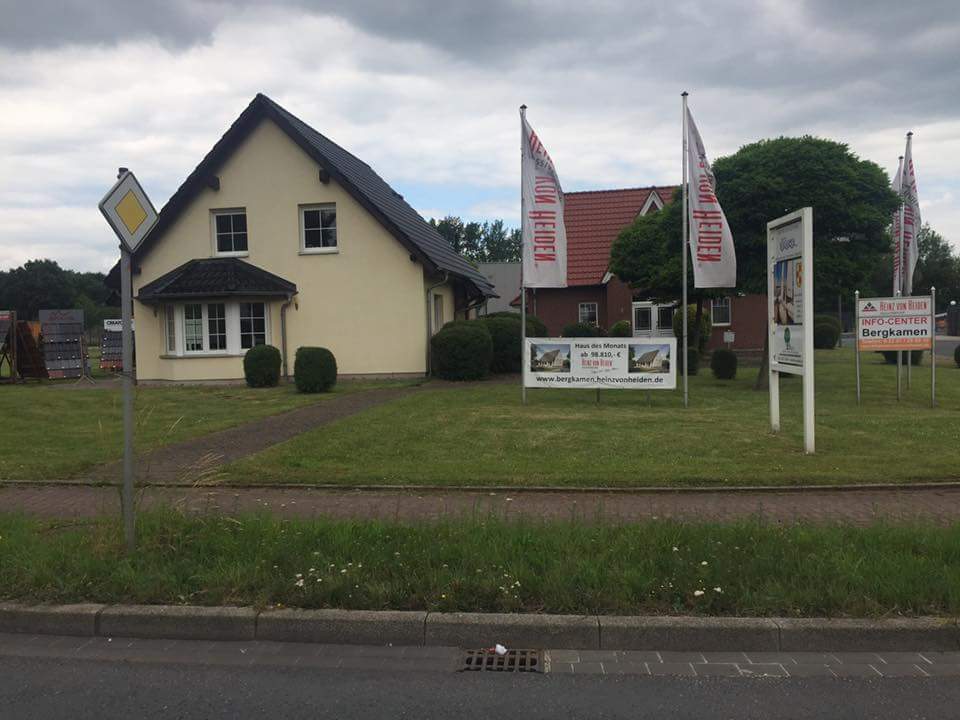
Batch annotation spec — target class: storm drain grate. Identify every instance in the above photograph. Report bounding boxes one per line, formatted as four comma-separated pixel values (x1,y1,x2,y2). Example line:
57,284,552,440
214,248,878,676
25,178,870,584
461,649,542,673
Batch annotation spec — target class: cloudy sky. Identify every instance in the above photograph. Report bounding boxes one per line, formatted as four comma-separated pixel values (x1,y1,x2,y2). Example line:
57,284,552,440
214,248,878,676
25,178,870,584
1,0,958,273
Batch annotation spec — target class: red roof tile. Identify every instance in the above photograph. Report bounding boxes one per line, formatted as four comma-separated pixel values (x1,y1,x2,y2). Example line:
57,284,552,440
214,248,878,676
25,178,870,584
564,186,677,286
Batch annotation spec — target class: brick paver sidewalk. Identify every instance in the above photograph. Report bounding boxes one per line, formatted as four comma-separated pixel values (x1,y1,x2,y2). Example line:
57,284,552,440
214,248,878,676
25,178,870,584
2,484,960,524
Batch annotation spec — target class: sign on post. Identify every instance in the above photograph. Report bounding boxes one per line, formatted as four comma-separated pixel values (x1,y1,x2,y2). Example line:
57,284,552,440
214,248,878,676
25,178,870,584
524,337,677,390
767,207,815,453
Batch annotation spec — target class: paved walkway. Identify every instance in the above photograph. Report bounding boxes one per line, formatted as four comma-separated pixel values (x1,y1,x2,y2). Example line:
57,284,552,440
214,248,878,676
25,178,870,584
82,385,418,485
3,484,960,524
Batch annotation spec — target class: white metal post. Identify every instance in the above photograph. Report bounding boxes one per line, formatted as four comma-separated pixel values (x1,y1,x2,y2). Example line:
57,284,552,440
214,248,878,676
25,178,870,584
681,91,689,409
120,246,135,551
895,288,902,401
801,207,815,454
931,286,937,407
854,290,861,405
520,105,527,406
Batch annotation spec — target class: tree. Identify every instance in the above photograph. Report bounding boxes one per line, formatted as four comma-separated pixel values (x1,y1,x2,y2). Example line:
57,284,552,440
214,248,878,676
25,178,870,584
0,259,114,329
913,224,960,307
429,216,520,263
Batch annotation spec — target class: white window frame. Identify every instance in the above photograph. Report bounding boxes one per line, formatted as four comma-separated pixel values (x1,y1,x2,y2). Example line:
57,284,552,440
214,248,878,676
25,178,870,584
299,203,338,255
211,208,249,257
163,301,268,357
164,304,176,354
578,302,598,325
710,297,732,327
239,301,269,350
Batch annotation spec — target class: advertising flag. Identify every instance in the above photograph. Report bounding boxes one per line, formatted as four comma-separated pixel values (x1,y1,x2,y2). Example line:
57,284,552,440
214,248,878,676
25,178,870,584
685,107,736,287
901,134,921,295
891,156,903,294
521,111,567,288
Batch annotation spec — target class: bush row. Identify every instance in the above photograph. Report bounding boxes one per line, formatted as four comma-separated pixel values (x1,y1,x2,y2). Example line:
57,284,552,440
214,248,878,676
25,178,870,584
243,344,338,393
430,313,550,381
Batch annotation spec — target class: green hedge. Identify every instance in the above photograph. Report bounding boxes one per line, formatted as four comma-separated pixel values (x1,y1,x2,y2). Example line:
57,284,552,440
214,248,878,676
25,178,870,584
672,305,713,352
678,347,700,375
710,348,737,380
294,347,337,393
880,350,924,365
481,316,523,373
483,311,548,337
431,322,493,380
814,314,843,335
243,344,281,388
562,322,603,338
813,322,840,349
608,320,632,337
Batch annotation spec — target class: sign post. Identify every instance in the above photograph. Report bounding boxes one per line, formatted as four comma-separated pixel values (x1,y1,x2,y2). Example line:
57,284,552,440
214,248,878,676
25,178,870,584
854,290,861,405
99,169,158,552
767,207,814,454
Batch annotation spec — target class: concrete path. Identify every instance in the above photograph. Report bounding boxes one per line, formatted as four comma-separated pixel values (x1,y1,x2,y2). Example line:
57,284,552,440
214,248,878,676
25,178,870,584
82,385,417,485
3,484,960,525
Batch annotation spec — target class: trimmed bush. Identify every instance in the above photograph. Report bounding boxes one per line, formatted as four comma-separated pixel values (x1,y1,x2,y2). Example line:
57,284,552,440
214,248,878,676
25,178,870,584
672,305,713,352
710,348,738,380
562,322,603,338
294,346,337,393
814,314,843,336
484,311,548,337
813,322,840,349
608,320,632,337
481,315,523,373
880,350,925,365
678,347,700,375
243,344,282,388
431,322,493,380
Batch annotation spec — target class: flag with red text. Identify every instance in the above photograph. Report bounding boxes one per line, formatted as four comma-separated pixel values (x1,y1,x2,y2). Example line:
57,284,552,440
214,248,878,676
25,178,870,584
891,156,903,294
901,135,921,295
686,107,736,288
521,112,567,287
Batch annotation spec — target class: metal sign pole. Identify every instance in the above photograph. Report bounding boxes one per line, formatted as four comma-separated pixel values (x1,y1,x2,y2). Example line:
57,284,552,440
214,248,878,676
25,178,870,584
120,247,136,552
681,91,689,409
801,208,815,454
854,290,861,405
519,104,528,407
931,286,936,408
895,289,902,401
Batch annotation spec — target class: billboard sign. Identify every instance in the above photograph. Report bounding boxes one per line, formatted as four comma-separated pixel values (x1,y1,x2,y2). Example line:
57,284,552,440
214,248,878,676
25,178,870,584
524,337,677,390
103,319,135,332
857,296,932,351
39,309,84,325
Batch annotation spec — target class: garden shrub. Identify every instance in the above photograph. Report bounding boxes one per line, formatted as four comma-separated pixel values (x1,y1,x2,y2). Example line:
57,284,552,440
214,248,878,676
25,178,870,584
672,305,713,352
814,314,842,336
243,344,281,388
608,320,632,337
483,311,548,337
813,322,840,349
880,350,925,365
710,348,738,380
431,322,493,380
678,347,700,375
294,346,337,393
562,322,603,338
481,315,523,373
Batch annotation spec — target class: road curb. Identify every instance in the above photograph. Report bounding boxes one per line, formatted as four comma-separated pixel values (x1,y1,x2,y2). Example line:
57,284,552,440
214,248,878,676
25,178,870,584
0,604,957,651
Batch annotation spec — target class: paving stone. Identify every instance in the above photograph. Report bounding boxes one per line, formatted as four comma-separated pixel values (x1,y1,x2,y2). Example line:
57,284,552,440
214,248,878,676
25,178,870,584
550,662,575,674
578,650,620,663
875,663,928,677
786,652,841,665
784,664,835,678
919,651,960,664
830,664,882,678
648,662,696,677
831,652,886,665
604,662,649,675
920,664,960,676
572,661,605,674
548,650,580,664
694,663,741,677
738,663,788,678
744,652,799,665
658,651,706,664
600,616,777,651
702,651,748,664
876,652,930,665
618,651,661,663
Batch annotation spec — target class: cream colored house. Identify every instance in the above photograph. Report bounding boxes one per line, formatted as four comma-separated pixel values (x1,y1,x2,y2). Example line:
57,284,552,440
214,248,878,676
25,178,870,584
112,94,494,382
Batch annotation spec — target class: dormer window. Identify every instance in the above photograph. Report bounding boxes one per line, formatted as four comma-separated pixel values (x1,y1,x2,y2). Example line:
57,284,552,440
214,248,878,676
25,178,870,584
300,204,337,254
213,209,248,255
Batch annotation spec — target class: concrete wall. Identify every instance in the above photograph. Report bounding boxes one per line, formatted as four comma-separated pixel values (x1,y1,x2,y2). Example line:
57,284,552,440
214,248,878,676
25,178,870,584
133,117,455,381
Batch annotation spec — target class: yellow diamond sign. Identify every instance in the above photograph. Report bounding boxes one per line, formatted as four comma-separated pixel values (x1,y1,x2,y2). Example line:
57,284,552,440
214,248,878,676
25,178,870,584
99,170,158,252
115,190,148,234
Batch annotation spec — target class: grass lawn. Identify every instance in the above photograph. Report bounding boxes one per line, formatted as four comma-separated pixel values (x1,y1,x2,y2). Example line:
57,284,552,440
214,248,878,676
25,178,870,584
226,348,960,487
2,511,958,617
0,379,412,482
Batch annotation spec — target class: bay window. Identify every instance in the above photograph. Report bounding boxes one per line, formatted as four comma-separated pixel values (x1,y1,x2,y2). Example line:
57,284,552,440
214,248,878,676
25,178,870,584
163,301,269,356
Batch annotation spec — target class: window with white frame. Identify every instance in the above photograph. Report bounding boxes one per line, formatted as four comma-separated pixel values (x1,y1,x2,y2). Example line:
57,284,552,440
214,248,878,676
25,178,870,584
165,305,176,353
213,210,248,254
207,303,227,350
240,302,267,349
710,297,732,326
579,302,598,325
300,204,337,252
433,294,444,334
657,305,675,330
184,303,204,352
182,303,230,354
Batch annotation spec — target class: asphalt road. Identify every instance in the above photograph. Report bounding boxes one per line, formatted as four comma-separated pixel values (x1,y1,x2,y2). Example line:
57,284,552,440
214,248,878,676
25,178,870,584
2,655,958,720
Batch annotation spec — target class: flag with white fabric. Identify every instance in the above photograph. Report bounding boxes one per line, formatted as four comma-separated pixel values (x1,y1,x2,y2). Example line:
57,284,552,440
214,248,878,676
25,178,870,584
901,133,921,295
521,110,567,288
685,107,736,287
891,156,903,294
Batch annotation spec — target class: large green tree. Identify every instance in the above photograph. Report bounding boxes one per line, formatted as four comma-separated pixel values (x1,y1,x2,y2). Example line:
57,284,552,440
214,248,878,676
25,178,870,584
0,259,113,326
429,216,520,263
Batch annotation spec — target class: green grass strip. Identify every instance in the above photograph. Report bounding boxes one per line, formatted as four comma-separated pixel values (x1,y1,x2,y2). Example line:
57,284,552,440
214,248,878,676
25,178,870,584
2,511,959,617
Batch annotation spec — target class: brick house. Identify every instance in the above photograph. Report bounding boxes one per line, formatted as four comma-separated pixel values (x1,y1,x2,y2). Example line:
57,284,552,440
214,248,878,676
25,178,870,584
514,186,766,351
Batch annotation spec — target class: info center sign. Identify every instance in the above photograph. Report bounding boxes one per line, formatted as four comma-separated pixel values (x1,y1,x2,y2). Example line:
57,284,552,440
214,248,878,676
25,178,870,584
857,296,932,351
524,337,677,390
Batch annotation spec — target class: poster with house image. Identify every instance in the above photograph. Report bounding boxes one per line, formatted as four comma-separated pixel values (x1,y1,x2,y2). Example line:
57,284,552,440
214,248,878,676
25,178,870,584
773,257,802,326
530,343,571,373
628,343,671,374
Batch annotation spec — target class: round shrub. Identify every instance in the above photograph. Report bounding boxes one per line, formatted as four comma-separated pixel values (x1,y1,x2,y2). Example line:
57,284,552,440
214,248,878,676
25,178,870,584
813,322,840,349
814,314,842,336
294,346,337,393
243,344,281,388
678,347,700,376
710,348,738,380
672,305,713,352
562,322,602,338
481,315,523,373
483,311,548,337
431,322,493,380
608,320,632,337
880,350,925,365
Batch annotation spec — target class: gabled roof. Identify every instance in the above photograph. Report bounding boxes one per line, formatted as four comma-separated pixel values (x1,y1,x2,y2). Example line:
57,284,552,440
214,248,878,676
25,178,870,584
128,93,494,298
565,186,677,286
137,257,296,302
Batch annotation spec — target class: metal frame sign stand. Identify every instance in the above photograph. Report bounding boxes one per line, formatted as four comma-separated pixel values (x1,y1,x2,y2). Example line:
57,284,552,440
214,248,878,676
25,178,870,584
854,290,936,407
767,207,815,454
98,169,158,552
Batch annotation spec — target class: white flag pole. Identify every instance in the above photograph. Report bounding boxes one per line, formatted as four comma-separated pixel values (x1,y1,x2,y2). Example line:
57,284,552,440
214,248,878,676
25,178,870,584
520,104,528,406
681,91,689,409
905,134,913,389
